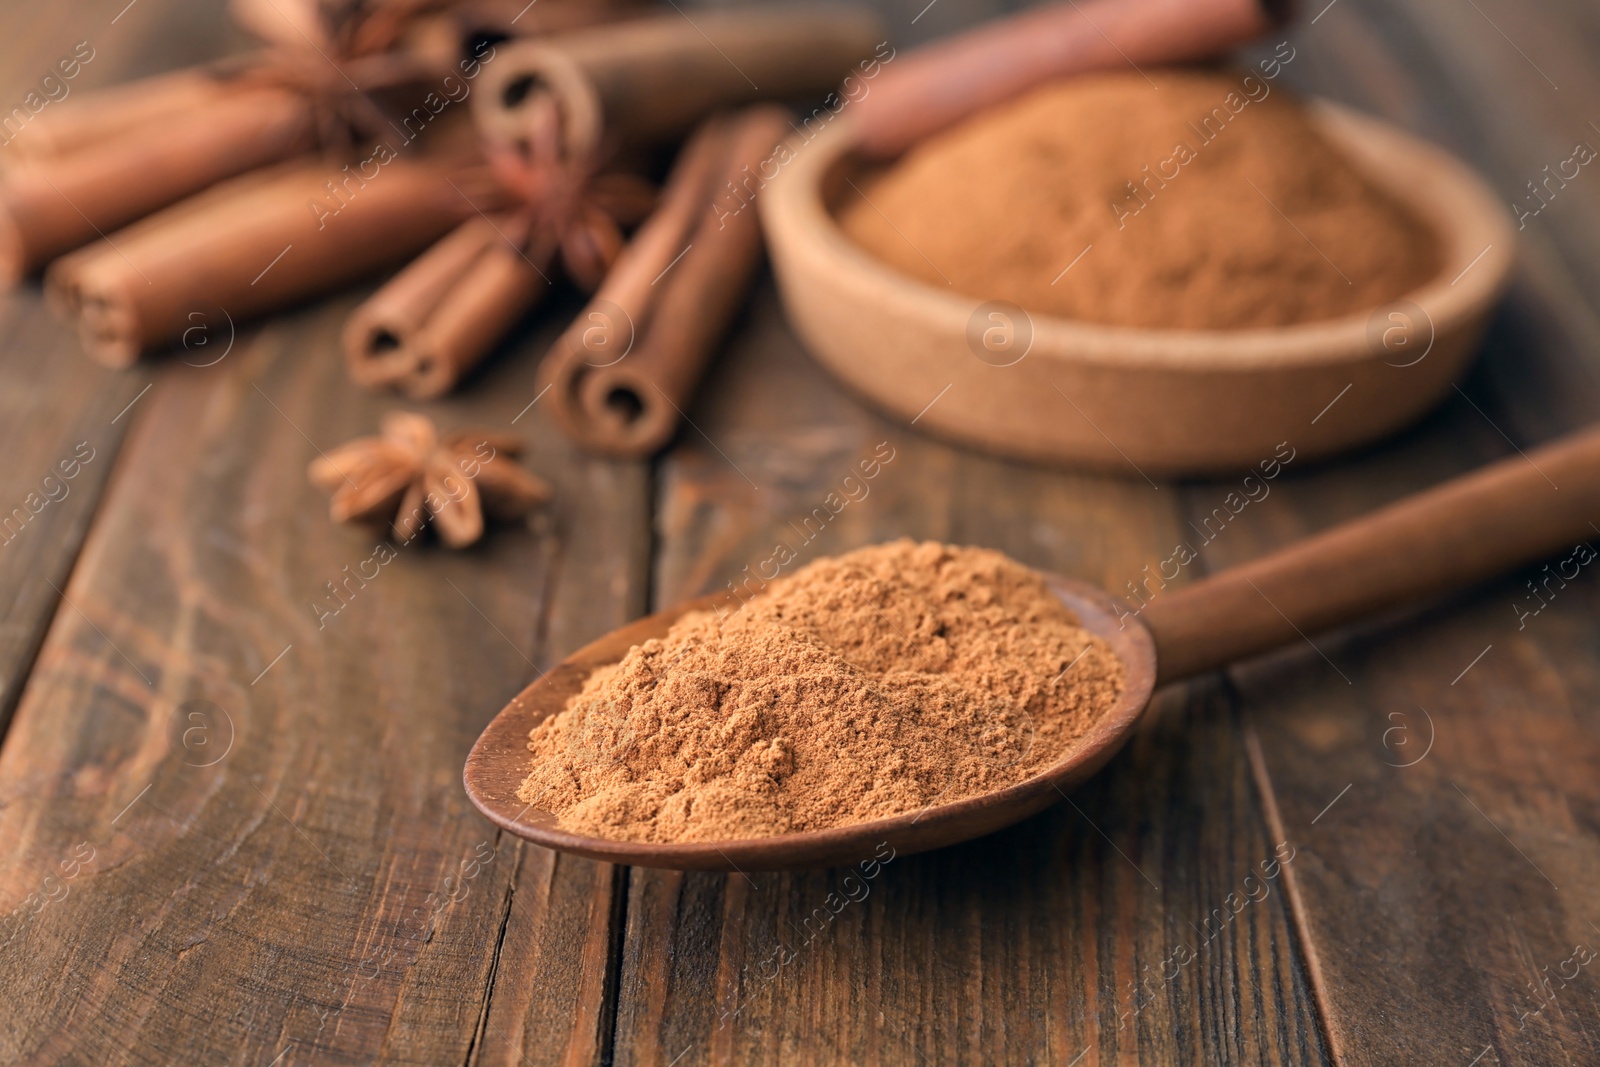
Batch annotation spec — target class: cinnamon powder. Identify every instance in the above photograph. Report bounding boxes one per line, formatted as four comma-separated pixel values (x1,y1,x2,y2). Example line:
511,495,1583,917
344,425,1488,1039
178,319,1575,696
518,540,1124,842
840,70,1440,329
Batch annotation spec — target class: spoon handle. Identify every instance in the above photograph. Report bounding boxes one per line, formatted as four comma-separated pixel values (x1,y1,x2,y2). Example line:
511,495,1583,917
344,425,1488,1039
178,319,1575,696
1141,424,1600,684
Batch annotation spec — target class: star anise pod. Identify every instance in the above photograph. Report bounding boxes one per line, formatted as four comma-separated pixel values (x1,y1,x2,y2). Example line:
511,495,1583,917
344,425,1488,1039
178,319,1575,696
309,412,551,548
488,95,659,291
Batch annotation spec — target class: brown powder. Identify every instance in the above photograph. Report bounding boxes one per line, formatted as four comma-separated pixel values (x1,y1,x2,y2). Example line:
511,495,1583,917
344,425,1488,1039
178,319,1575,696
840,69,1440,330
518,540,1124,842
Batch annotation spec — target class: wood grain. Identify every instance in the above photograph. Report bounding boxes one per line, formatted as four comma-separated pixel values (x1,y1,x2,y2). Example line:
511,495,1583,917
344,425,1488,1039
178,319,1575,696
1221,1,1600,1063
0,0,216,737
1,0,1598,1063
0,305,143,735
0,283,645,1065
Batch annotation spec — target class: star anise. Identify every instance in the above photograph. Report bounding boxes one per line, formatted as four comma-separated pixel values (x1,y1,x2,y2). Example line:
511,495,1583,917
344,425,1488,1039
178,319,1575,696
309,412,551,548
228,0,454,156
488,94,659,291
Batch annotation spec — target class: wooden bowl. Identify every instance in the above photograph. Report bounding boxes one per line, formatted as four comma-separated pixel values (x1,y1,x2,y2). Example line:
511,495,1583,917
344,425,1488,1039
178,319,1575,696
759,101,1515,475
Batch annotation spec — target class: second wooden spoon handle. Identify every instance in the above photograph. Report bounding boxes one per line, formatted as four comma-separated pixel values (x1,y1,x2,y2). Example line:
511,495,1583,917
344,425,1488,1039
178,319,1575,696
1142,425,1600,685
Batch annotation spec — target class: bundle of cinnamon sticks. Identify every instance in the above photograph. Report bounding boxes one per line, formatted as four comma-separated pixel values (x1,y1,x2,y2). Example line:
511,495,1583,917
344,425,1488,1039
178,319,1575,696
540,107,790,458
0,0,473,281
0,0,636,284
344,215,544,398
20,0,653,365
25,0,890,469
0,71,318,282
342,5,882,457
343,159,657,398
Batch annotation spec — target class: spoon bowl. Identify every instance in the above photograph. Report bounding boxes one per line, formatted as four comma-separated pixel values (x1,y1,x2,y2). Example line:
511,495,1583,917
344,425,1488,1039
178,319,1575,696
466,425,1600,869
464,575,1156,871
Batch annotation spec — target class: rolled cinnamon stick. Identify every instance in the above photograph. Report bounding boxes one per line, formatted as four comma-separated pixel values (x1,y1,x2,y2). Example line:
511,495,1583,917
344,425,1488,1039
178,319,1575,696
230,0,648,75
344,214,551,398
0,68,224,163
51,159,502,367
397,0,650,61
344,216,502,388
541,106,788,458
408,237,550,396
230,0,330,51
45,161,301,320
474,8,882,165
0,85,317,283
852,0,1286,159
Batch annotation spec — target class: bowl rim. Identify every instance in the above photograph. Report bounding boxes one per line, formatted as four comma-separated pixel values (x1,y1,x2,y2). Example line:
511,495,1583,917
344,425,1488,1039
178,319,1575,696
760,97,1516,372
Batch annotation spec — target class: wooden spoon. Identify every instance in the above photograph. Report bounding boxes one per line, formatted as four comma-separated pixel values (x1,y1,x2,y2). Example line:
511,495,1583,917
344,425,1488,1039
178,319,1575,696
466,426,1600,870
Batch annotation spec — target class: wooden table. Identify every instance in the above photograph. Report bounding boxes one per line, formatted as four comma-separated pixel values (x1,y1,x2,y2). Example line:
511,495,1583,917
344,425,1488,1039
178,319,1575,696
2,0,1597,1063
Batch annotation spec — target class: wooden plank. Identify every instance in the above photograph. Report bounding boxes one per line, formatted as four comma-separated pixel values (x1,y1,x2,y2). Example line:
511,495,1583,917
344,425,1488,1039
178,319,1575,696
470,854,628,1067
1276,0,1600,439
1215,418,1600,1067
472,412,652,1066
0,0,228,736
1222,2,1600,1064
0,284,648,1064
0,308,142,734
609,283,1328,1065
1,3,648,1058
3,1,1592,1064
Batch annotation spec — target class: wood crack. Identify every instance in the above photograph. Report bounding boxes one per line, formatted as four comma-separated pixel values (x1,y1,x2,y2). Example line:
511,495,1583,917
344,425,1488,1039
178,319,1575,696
598,863,631,1067
464,830,522,1067
1242,718,1343,1067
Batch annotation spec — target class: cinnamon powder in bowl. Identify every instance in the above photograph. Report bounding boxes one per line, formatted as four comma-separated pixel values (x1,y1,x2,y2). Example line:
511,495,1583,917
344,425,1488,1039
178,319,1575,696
759,65,1514,473
840,70,1439,330
517,541,1124,843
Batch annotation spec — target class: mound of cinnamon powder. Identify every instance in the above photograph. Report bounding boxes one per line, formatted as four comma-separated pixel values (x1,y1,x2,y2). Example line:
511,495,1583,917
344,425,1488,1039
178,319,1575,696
840,70,1439,329
518,541,1124,842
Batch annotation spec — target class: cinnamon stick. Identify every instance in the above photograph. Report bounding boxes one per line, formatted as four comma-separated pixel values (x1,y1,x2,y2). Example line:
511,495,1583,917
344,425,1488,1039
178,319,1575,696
44,162,296,321
343,87,656,401
396,0,650,61
344,214,551,398
541,106,788,458
0,86,316,283
474,8,882,165
50,159,503,367
852,0,1285,159
0,68,224,163
410,237,549,395
0,10,514,286
18,26,474,164
345,215,501,387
